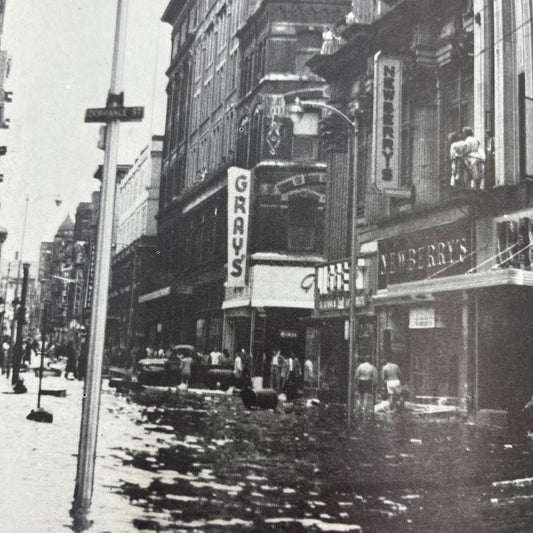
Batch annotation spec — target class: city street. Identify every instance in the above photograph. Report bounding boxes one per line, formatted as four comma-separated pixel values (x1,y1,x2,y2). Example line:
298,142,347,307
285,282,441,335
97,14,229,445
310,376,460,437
2,371,533,532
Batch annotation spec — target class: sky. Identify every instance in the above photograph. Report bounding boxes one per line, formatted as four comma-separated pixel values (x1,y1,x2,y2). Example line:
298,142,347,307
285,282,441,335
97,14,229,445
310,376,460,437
0,0,170,273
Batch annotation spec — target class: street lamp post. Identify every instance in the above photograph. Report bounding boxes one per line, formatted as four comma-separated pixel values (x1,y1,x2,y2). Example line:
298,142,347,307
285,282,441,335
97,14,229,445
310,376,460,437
287,97,360,427
9,193,62,384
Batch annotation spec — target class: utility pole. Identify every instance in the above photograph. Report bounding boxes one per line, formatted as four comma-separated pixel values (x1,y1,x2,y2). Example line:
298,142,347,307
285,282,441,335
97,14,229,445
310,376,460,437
11,262,29,384
73,0,134,515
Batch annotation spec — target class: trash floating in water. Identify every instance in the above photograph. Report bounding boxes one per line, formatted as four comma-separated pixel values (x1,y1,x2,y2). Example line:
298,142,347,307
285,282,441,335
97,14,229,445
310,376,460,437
264,517,362,531
492,477,533,489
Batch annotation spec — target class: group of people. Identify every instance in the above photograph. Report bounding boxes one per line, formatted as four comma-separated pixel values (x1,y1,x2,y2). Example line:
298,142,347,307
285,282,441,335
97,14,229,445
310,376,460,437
354,356,403,414
449,126,487,190
269,350,303,397
0,336,88,381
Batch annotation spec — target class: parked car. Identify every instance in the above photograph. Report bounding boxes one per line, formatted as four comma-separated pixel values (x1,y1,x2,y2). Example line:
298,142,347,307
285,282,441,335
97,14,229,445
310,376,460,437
137,345,198,386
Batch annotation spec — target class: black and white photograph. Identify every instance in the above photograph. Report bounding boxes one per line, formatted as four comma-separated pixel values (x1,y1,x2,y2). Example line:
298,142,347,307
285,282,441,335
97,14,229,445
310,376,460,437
1,0,533,531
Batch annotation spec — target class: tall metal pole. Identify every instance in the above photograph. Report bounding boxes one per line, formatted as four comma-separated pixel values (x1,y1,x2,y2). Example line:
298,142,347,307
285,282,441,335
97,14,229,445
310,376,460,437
37,304,47,409
347,122,359,428
0,261,10,345
73,0,129,513
9,196,29,369
12,262,29,384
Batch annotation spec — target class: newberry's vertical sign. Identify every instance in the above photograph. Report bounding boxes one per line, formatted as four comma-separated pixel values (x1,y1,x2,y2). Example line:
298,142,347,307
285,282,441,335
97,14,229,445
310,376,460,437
227,167,251,287
372,52,403,193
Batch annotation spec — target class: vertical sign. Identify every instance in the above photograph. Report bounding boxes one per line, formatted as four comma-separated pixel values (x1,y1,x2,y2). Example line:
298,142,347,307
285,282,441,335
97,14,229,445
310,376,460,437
372,52,403,192
227,167,251,287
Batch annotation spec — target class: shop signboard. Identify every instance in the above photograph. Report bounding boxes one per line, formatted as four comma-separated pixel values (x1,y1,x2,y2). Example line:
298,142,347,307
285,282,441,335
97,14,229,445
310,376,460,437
227,167,251,287
378,220,471,289
372,52,407,196
315,259,365,310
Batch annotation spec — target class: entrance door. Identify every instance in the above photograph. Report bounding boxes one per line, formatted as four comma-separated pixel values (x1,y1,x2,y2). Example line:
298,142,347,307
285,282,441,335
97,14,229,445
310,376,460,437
410,330,434,396
410,328,458,399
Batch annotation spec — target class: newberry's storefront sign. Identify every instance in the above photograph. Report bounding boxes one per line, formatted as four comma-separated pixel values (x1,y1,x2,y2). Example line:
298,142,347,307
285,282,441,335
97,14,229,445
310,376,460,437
378,221,471,289
227,167,251,287
372,52,403,192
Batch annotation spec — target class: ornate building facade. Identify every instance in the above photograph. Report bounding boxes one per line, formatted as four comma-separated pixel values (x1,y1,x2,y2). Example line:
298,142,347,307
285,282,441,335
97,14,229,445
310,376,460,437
308,0,533,419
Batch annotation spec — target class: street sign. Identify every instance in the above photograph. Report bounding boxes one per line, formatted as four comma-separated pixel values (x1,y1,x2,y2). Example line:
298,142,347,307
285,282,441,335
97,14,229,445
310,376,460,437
84,106,144,123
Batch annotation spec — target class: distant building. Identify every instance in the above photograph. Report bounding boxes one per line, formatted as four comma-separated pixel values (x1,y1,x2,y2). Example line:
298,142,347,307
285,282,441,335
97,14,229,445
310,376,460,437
107,137,162,350
145,0,347,359
49,215,75,340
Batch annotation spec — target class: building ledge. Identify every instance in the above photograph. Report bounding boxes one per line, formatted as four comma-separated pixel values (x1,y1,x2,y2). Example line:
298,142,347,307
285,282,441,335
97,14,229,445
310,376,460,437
250,252,323,265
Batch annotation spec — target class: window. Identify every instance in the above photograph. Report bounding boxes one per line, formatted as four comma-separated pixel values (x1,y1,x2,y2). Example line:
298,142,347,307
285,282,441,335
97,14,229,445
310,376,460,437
292,112,319,160
440,64,473,172
287,196,318,251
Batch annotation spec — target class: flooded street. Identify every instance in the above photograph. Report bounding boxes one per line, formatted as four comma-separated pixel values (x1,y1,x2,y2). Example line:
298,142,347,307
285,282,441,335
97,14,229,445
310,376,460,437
3,374,533,532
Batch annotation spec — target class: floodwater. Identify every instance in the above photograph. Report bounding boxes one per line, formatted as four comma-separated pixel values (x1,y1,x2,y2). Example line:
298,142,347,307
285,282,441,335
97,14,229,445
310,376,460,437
3,373,533,532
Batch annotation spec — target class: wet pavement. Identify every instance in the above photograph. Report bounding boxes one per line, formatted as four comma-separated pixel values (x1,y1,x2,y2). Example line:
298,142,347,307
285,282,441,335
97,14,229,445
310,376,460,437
3,372,533,532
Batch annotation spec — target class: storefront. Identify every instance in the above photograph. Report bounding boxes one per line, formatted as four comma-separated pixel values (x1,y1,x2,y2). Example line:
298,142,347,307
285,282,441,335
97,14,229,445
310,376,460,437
374,213,533,414
374,219,472,404
312,250,376,400
222,261,316,379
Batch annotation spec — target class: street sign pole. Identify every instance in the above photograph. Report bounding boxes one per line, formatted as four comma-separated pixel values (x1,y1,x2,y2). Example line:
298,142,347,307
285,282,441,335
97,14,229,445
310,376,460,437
73,0,130,515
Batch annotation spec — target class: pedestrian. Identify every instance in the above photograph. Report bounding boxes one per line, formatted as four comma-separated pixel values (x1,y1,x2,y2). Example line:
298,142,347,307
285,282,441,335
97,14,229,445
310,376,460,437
65,341,78,380
179,351,193,387
270,349,285,393
23,339,33,366
1,336,9,374
283,352,302,401
462,126,485,190
221,348,233,367
78,339,88,381
304,358,314,388
165,347,182,385
381,357,402,410
448,131,465,187
240,348,252,388
354,356,377,416
233,349,243,388
210,346,222,366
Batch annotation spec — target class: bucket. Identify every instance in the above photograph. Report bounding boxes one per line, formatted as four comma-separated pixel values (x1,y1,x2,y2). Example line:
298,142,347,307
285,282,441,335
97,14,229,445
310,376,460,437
241,388,278,410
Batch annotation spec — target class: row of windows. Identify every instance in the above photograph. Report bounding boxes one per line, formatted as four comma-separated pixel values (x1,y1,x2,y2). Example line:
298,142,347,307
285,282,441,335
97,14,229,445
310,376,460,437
117,205,148,251
116,164,150,217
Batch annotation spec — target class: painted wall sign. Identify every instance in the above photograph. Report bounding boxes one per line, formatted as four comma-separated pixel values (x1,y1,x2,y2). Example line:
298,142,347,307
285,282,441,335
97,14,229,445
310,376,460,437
378,220,471,289
372,52,403,192
315,260,366,310
227,167,251,287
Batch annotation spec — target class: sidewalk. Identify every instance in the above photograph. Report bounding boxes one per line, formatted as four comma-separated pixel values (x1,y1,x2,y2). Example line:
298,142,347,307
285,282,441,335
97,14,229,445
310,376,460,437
0,369,84,533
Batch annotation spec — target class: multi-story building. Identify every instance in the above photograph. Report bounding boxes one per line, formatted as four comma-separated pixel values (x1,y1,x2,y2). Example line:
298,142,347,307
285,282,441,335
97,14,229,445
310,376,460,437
49,215,75,340
308,0,533,419
147,0,348,359
107,137,162,350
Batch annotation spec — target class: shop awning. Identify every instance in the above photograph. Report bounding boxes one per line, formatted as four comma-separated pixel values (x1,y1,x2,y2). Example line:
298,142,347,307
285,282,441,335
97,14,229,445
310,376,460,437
374,268,533,305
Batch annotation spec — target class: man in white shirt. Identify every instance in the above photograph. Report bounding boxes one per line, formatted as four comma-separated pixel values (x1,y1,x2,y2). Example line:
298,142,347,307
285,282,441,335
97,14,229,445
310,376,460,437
209,347,222,365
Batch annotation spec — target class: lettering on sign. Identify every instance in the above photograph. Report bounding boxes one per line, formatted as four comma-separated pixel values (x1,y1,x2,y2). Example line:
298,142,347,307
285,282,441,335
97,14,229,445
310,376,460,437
378,221,471,289
227,167,251,287
372,53,402,191
84,106,144,123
